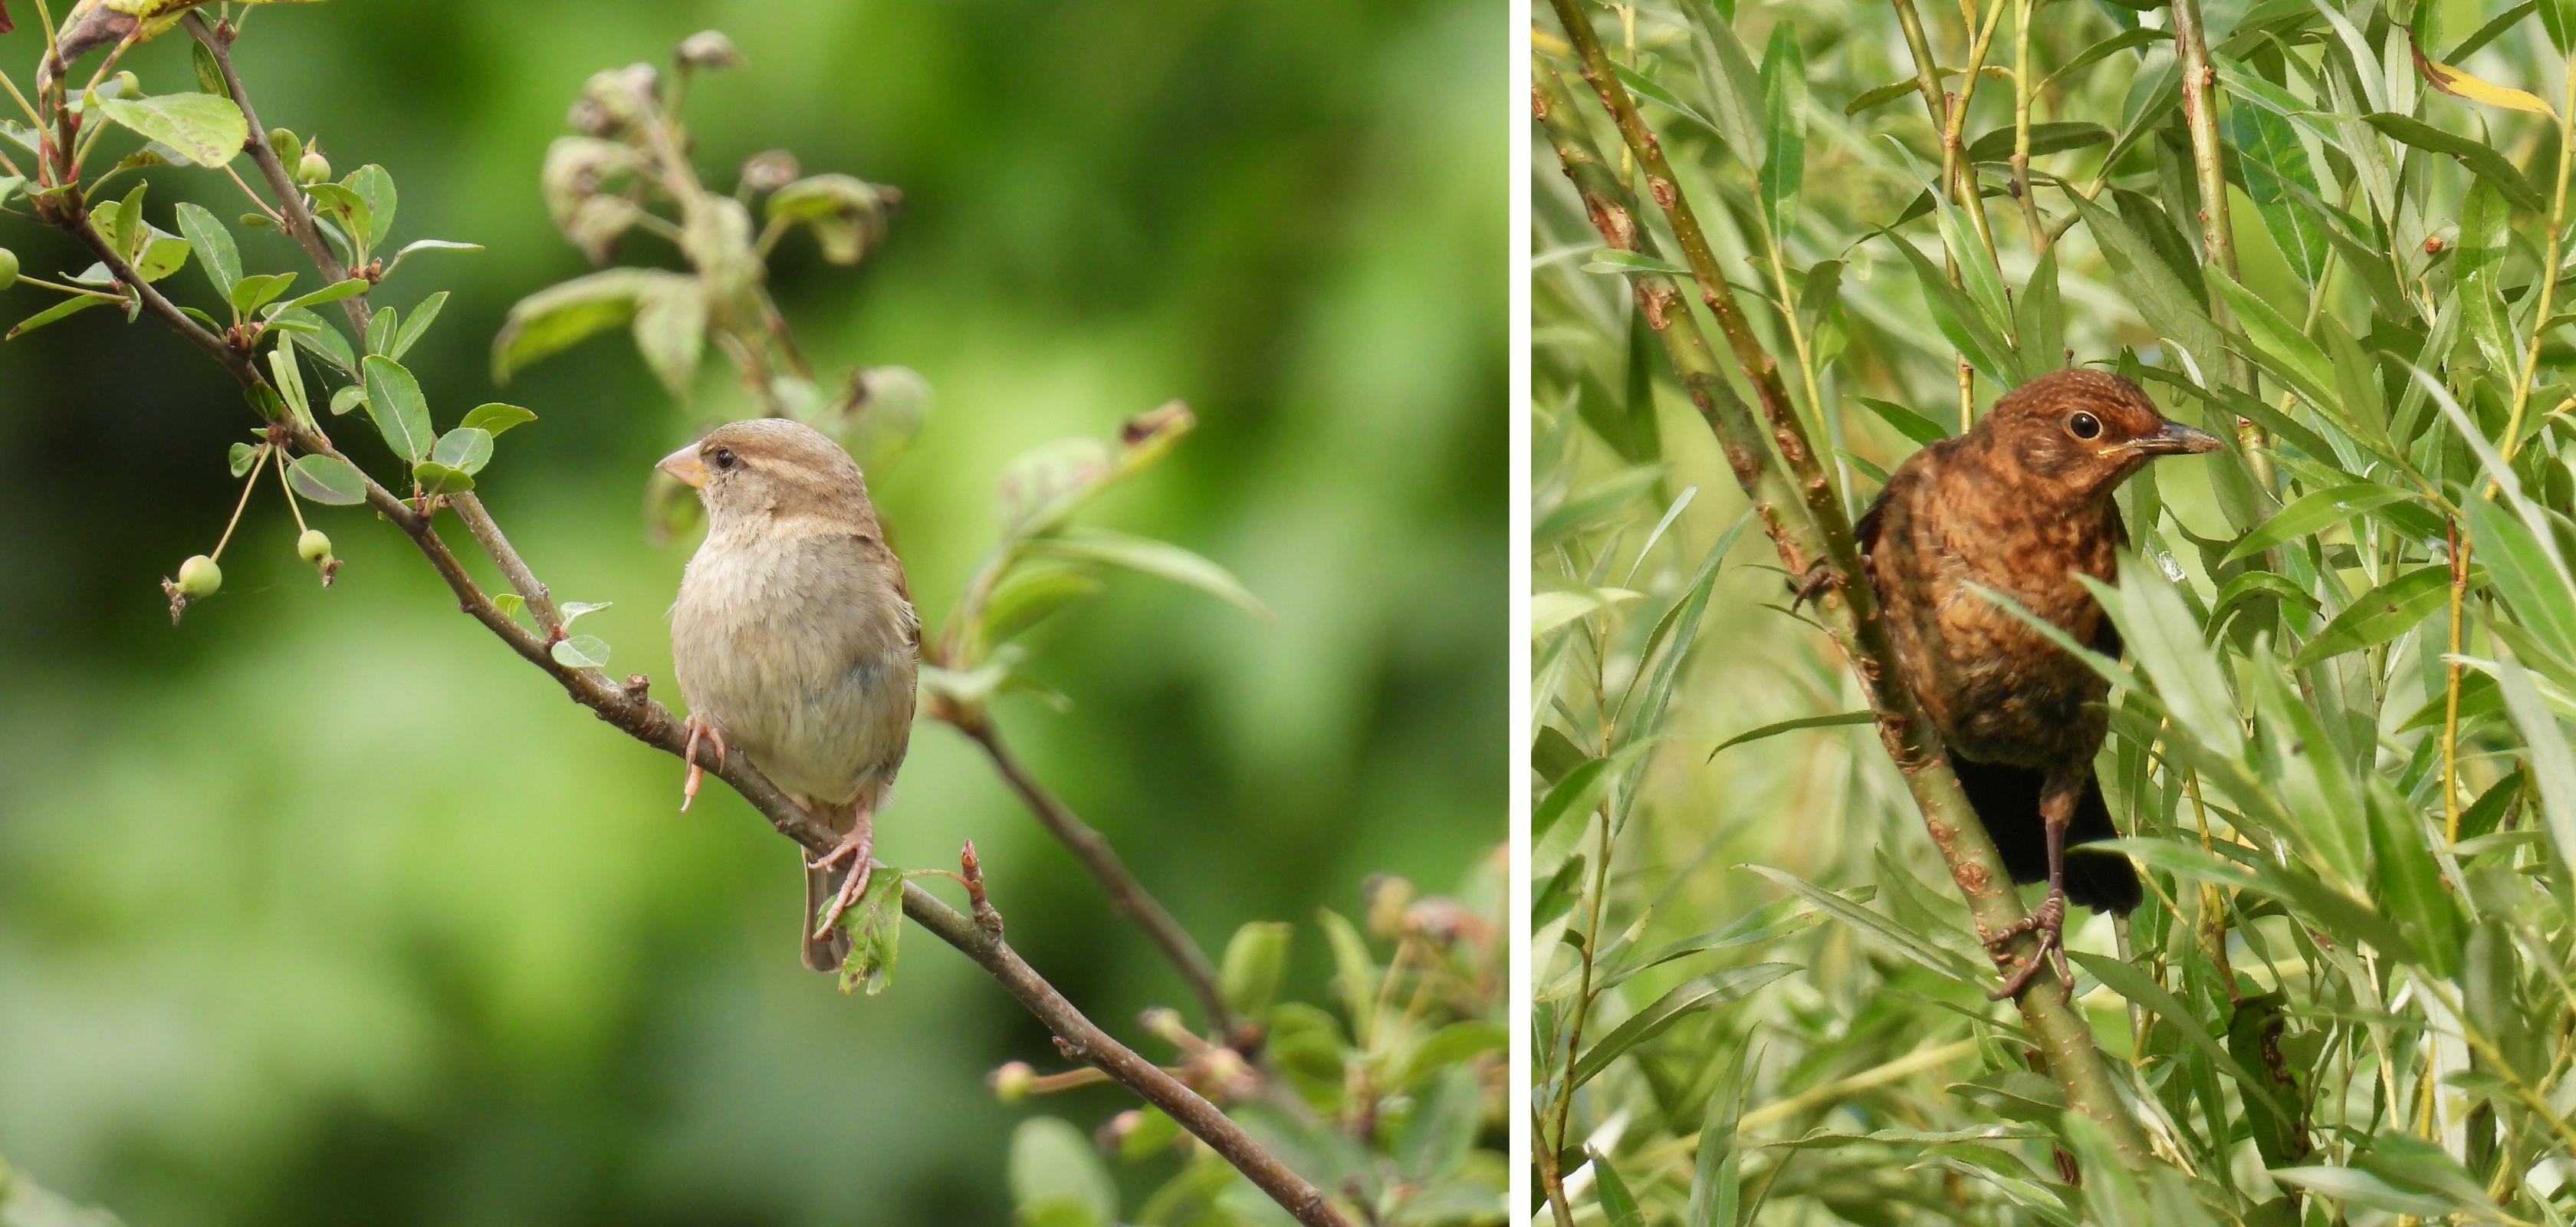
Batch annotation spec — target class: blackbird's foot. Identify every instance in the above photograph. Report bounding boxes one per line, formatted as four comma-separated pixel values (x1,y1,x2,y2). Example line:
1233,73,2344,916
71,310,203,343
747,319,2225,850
810,814,876,938
1985,891,2068,1000
1787,558,1838,613
679,716,728,812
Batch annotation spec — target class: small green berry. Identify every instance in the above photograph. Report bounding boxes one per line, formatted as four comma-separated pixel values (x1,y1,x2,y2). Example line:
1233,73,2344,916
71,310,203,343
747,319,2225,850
0,247,17,286
989,1061,1036,1104
297,529,333,564
176,554,222,597
296,150,331,186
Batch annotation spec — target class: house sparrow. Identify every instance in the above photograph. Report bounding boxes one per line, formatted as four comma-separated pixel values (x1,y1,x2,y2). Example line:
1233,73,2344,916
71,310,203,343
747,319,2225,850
1854,368,2220,995
660,419,919,972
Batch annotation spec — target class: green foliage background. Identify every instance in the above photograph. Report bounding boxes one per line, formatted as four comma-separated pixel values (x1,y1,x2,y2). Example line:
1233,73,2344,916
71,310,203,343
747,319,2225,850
0,1,1502,1222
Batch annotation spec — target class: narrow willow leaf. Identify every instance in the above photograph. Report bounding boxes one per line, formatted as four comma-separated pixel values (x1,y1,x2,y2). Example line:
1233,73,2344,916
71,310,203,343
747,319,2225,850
2366,781,2460,975
2466,494,2576,665
1682,0,1767,166
2016,247,2062,375
1757,26,1808,236
1706,710,1873,758
2068,192,2223,380
2221,92,2328,285
1881,229,2021,386
1584,248,1694,277
2108,558,2239,752
2363,113,2547,212
1962,121,2111,163
1567,964,1796,1090
1746,865,1986,985
2223,484,2418,562
2414,43,2558,117
2070,952,2300,1127
1615,64,1719,137
2044,28,2172,94
2210,271,2333,410
1590,1150,1646,1227
2492,650,2576,873
2288,566,2453,669
1858,396,1950,444
1534,740,1655,840
360,354,435,462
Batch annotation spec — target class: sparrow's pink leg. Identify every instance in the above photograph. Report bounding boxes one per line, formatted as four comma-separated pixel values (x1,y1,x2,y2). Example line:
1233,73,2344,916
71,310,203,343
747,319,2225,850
810,799,876,937
679,715,727,811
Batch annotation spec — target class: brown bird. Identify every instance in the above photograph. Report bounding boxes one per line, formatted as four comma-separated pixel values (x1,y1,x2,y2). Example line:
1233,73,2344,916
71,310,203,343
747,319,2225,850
1852,368,2220,996
661,419,920,972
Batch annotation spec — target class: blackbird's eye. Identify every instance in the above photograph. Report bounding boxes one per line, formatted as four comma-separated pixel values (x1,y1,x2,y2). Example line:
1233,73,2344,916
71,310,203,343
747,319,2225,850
711,447,738,471
2068,411,2102,441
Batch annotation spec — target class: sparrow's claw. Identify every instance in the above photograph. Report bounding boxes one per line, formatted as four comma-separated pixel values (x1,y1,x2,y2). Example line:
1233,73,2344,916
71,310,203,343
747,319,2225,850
810,816,876,939
679,716,728,811
1985,891,2067,1000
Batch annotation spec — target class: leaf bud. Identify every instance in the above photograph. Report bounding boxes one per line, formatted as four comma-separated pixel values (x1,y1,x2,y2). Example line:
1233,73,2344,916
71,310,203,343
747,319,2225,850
0,246,17,285
110,71,138,99
176,554,222,597
297,528,333,564
296,150,331,186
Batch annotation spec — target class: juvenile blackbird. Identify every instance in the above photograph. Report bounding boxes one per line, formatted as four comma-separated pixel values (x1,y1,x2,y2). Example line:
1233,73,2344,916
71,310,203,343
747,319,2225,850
1852,368,2220,995
662,419,921,972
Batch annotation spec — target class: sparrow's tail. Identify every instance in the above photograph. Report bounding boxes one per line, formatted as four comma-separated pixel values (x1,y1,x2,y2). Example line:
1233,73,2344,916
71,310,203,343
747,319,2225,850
1947,753,2142,914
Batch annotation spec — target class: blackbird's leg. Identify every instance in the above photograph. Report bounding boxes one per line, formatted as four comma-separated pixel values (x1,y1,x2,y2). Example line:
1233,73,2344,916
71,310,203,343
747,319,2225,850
1987,773,2079,999
810,796,878,938
1787,557,1839,613
678,715,728,811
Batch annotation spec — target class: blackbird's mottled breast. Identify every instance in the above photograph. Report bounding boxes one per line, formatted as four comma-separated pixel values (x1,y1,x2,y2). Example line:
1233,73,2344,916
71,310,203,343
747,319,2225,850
1863,435,2124,770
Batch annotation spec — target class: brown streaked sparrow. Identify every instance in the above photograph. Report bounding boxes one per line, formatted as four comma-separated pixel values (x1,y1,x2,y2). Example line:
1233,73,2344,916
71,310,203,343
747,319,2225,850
659,419,919,972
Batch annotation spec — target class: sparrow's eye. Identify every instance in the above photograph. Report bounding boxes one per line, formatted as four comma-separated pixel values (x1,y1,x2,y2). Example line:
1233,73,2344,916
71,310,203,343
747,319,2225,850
711,447,738,470
2068,411,2102,441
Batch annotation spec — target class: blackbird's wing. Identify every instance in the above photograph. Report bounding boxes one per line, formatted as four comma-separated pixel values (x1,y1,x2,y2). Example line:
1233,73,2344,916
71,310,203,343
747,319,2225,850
2092,506,2126,659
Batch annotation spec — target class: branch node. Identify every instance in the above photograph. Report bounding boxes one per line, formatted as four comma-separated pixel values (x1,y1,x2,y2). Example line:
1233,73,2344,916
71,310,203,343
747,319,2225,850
961,839,1005,936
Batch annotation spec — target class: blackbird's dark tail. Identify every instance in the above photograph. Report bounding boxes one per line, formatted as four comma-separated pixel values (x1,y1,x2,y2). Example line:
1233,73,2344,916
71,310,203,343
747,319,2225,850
1947,753,2143,914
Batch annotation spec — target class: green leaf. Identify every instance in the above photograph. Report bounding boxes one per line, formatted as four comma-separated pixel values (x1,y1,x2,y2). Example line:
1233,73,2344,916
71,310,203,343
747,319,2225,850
1614,64,1718,137
267,340,313,430
2042,28,2171,93
411,460,475,495
2223,483,2419,563
265,277,369,317
429,426,492,476
1395,1065,1483,1183
328,384,366,416
2287,566,2453,669
2366,781,2459,974
226,441,261,477
1534,740,1654,840
458,403,537,436
2363,112,2548,212
274,307,356,375
1962,120,2111,163
1757,25,1806,236
345,164,396,248
2108,558,2239,751
490,268,671,383
2016,246,2063,375
2491,650,2576,876
286,453,369,505
832,864,905,995
631,273,708,396
1881,228,2021,387
360,355,435,462
978,564,1102,648
1317,906,1378,1043
549,634,609,669
228,271,296,317
304,183,374,259
1007,1118,1116,1227
365,305,396,357
383,238,483,277
1023,528,1268,620
557,601,610,627
2070,951,2300,1128
1746,864,1987,985
1590,1150,1647,1227
1706,710,1873,758
1217,921,1293,1018
1566,964,1796,1090
6,292,113,339
2069,191,2224,380
172,201,238,298
389,291,446,360
94,91,245,167
2220,74,2328,285
2456,180,2519,373
1857,395,1950,444
2467,493,2576,666
1683,1044,1751,1227
1582,247,1694,277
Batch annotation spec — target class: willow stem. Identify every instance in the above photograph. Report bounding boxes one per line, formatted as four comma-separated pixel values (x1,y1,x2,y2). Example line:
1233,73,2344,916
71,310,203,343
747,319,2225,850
2504,47,2576,462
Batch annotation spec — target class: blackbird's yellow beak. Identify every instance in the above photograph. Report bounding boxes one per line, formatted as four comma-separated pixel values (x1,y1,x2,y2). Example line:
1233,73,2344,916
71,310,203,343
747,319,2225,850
657,442,708,488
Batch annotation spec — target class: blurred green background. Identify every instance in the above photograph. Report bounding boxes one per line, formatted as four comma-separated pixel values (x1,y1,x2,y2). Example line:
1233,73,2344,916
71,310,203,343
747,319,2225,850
0,0,1502,1222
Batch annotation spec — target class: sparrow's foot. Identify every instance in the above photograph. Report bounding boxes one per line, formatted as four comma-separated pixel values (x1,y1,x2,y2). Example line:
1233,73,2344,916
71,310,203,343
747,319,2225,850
810,817,876,938
679,715,728,812
1984,891,2068,1000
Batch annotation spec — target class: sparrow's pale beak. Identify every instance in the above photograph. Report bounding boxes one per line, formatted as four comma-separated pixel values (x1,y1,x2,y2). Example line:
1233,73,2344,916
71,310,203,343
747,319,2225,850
657,442,708,488
2130,419,2226,456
